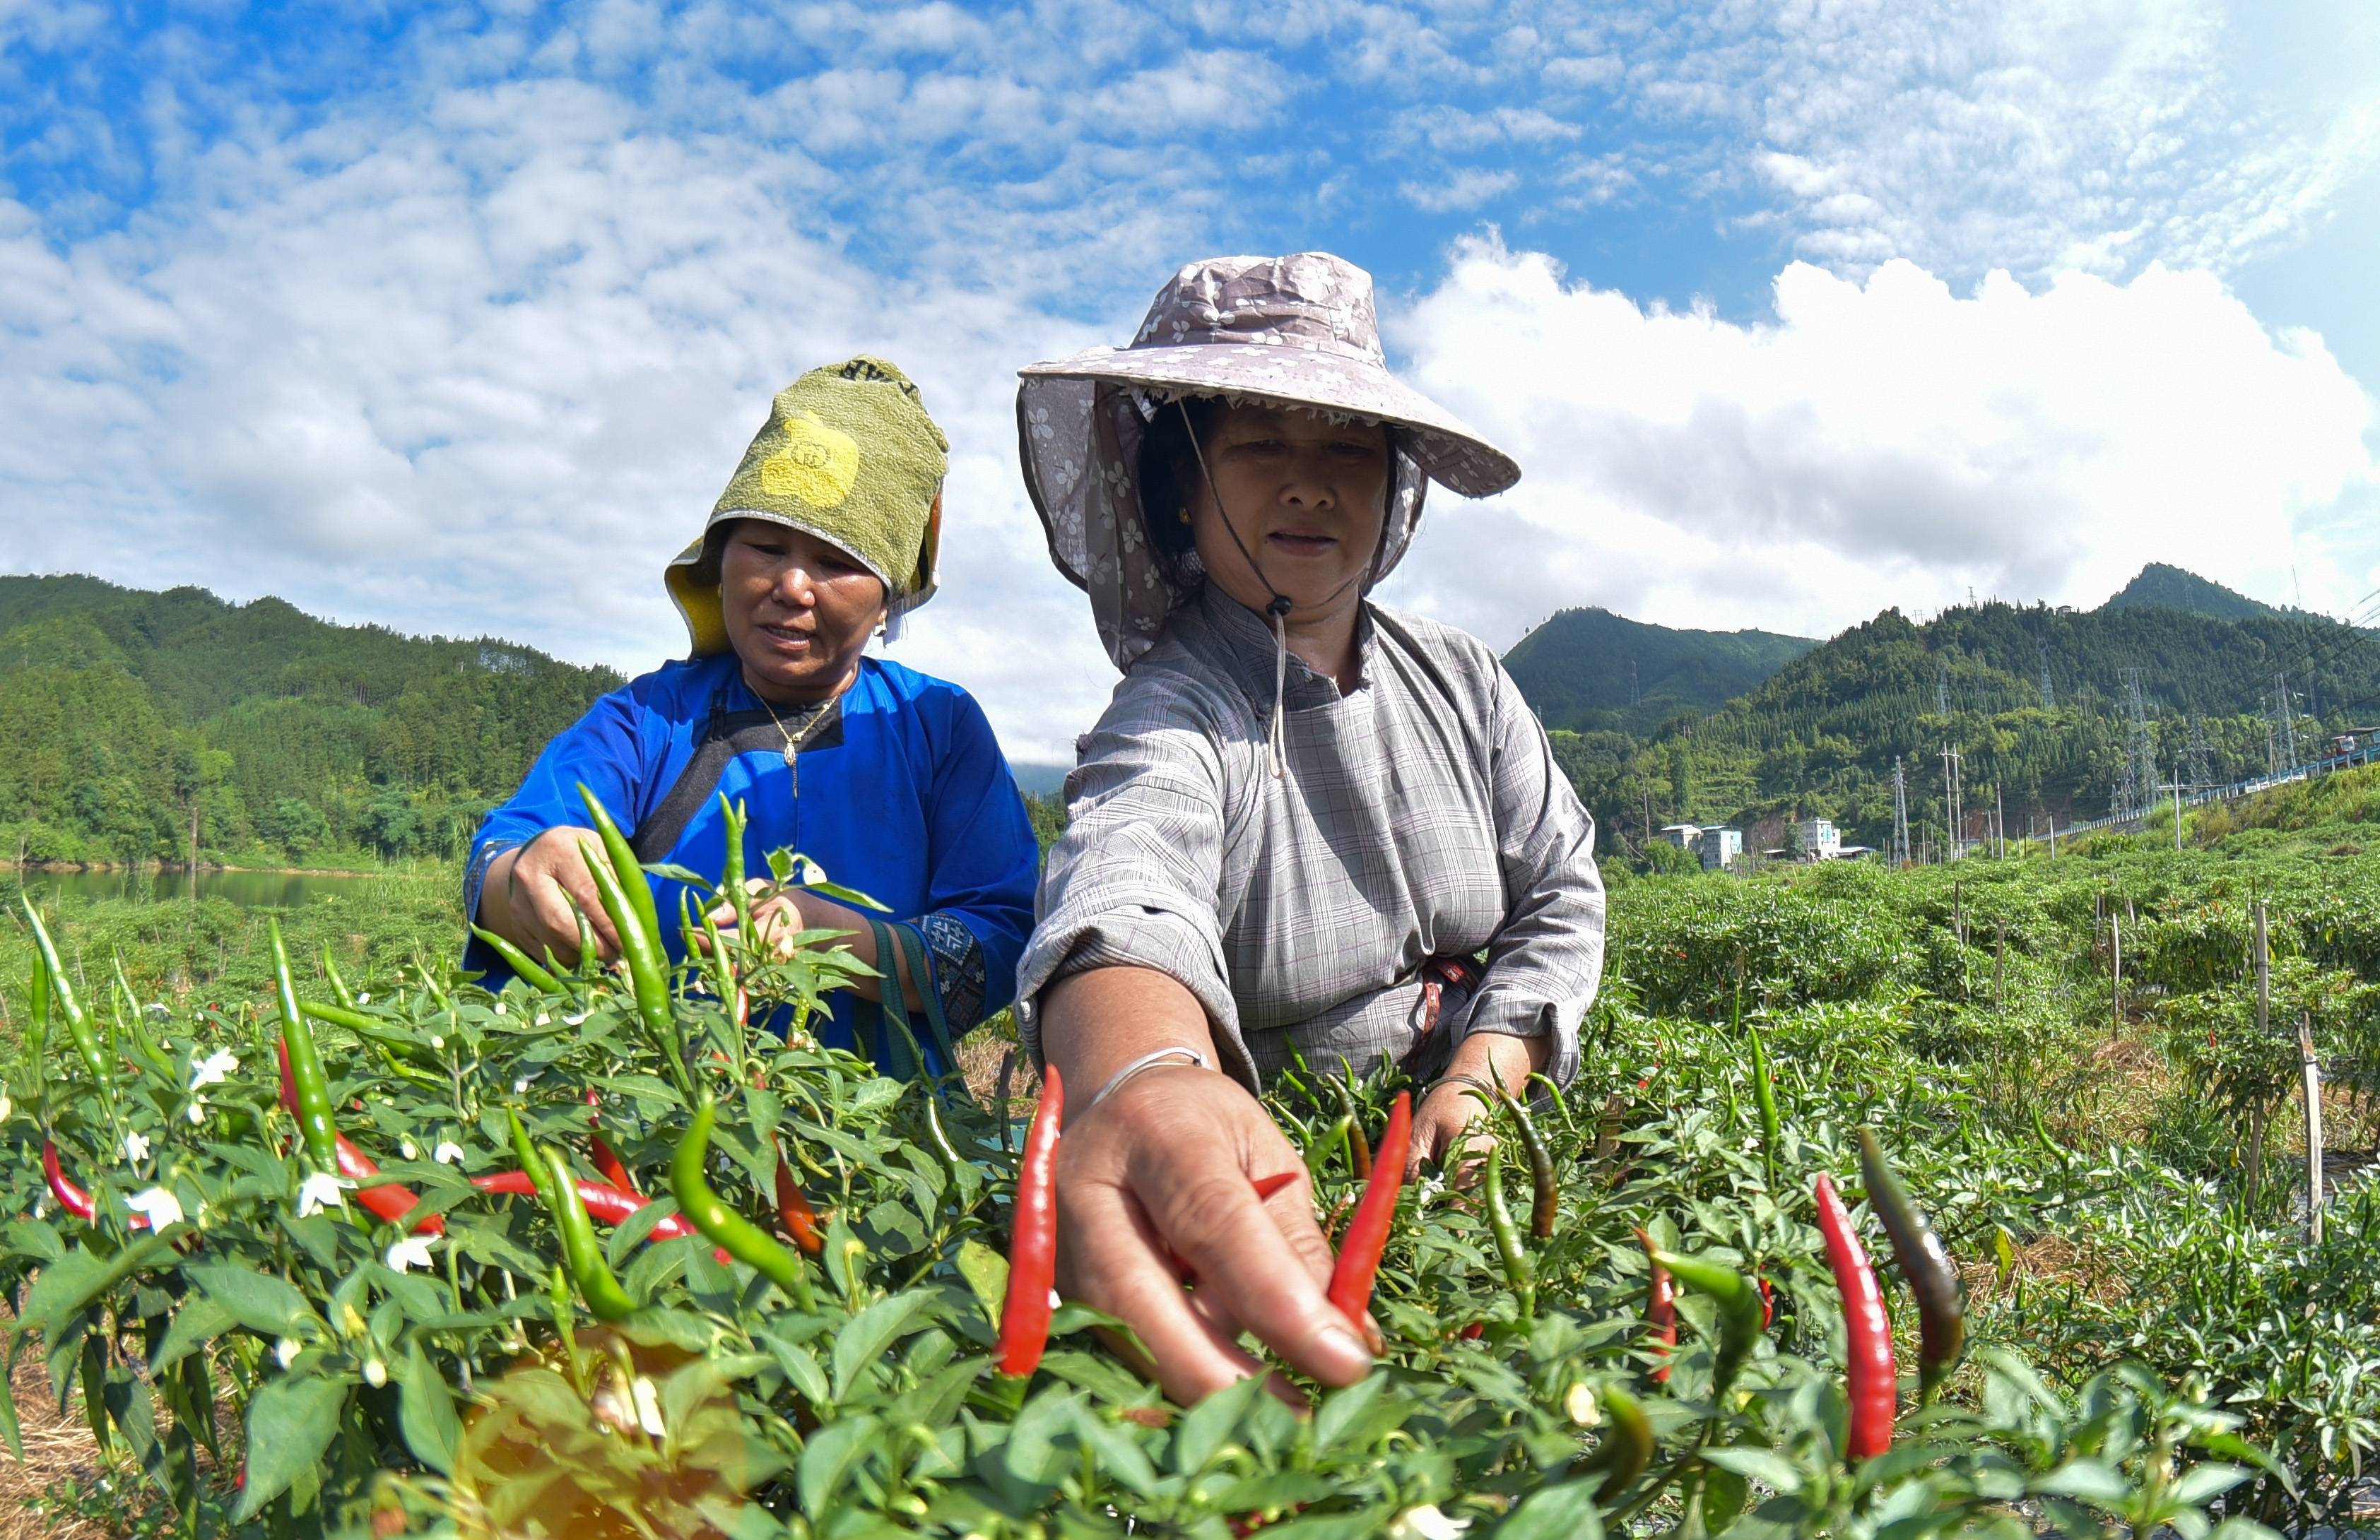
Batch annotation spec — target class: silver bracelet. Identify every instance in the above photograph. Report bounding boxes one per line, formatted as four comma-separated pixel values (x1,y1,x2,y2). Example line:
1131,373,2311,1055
1088,1046,1212,1110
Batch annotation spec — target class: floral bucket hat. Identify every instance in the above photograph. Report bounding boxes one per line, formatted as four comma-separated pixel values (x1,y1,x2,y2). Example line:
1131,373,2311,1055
1015,252,1521,670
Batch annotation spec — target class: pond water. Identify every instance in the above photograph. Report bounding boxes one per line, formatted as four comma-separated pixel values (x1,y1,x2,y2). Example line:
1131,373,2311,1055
5,867,424,910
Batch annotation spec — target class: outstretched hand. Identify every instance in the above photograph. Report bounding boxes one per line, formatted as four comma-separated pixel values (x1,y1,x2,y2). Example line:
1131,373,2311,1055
1053,1062,1374,1405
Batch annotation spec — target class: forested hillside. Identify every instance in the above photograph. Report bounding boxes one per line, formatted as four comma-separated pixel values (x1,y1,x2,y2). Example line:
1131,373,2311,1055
2102,562,2280,621
1503,605,1813,734
0,575,621,865
1540,572,2380,858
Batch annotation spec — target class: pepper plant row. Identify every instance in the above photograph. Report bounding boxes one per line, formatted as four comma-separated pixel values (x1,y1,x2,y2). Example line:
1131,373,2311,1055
0,795,2292,1539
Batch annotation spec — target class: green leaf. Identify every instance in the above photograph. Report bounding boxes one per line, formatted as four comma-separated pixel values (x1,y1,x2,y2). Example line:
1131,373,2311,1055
1703,1446,1806,1495
2031,1459,2132,1505
830,1289,941,1402
1172,1372,1266,1474
147,1297,239,1376
1002,1386,1081,1488
396,1341,462,1476
955,1240,1008,1321
797,1412,881,1520
233,1373,350,1522
2169,1463,2251,1507
1495,1478,1606,1540
189,1263,319,1339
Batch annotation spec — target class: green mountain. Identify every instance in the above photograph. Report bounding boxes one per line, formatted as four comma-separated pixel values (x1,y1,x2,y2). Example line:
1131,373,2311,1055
2100,563,2280,622
1504,607,1816,735
1546,576,2380,859
0,574,622,865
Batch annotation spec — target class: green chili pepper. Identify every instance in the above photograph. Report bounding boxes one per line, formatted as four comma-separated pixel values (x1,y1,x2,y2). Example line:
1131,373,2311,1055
1857,1128,1964,1402
1496,1087,1558,1241
1643,1243,1763,1397
510,1111,638,1322
1483,1142,1536,1320
1748,1026,1781,1192
1307,1114,1353,1177
577,837,685,1089
671,1099,818,1313
319,944,357,1009
577,783,664,960
23,901,106,1084
567,894,601,981
270,919,341,1174
25,949,50,1068
715,793,755,943
469,925,566,997
1581,1382,1654,1499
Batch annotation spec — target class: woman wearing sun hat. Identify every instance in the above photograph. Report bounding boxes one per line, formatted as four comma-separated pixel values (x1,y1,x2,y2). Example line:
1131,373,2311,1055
1014,254,1606,1401
466,356,1039,1072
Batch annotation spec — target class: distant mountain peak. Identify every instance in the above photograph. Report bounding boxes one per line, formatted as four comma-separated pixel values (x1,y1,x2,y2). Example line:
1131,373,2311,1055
2099,564,2278,622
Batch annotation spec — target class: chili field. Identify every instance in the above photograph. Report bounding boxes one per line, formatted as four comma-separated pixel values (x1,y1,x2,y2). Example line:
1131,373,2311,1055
4,805,2380,1538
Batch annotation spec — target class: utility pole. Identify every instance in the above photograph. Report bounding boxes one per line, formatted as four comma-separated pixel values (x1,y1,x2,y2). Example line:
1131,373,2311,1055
1891,757,1911,867
2276,671,2299,769
1995,783,2006,860
2164,769,2184,851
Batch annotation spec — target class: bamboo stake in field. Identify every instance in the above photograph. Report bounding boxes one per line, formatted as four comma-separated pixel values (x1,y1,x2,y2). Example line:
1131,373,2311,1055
2299,1010,2324,1246
2246,901,2270,1205
2109,909,2122,1036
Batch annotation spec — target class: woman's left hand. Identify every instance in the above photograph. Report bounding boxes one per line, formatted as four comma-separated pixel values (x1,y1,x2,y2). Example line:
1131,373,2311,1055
1408,1032,1553,1177
702,882,857,959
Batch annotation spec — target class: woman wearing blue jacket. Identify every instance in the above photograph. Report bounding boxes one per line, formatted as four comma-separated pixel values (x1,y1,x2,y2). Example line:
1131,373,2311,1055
465,357,1039,1072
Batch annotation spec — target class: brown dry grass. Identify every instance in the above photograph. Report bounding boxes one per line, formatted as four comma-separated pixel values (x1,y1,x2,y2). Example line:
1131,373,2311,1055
4,1336,121,1540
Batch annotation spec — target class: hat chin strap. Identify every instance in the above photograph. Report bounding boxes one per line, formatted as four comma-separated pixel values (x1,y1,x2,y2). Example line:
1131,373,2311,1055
1178,401,1372,781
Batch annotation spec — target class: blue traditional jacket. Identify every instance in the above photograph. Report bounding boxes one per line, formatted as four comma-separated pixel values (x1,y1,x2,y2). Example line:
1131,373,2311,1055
463,651,1039,1072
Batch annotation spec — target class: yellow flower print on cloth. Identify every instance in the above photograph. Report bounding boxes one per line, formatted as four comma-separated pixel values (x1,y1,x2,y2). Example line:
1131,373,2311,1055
758,411,862,509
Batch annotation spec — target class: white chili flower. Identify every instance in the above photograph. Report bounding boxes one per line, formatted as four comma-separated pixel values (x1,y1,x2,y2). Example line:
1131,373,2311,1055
298,1173,349,1216
1,1092,14,1120
493,1000,506,1016
363,1358,388,1388
400,1137,418,1161
512,1076,531,1094
189,1048,239,1090
631,1376,665,1437
276,1337,302,1370
125,1186,185,1229
187,1098,207,1125
432,1142,466,1165
429,1035,444,1050
386,1236,438,1274
1389,1506,1469,1540
1565,1383,1601,1428
121,1131,151,1165
563,1012,587,1027
357,993,371,1005
534,1012,550,1027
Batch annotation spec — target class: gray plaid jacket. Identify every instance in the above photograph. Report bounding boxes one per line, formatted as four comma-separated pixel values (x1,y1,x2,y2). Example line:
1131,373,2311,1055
1016,585,1604,1089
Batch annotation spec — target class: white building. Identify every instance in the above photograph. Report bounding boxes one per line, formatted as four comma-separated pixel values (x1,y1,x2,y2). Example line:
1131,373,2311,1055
1658,823,1702,851
1698,827,1743,871
1794,817,1841,859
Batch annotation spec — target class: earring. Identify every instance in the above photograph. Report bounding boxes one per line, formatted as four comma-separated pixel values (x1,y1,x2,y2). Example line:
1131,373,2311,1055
1177,507,1191,526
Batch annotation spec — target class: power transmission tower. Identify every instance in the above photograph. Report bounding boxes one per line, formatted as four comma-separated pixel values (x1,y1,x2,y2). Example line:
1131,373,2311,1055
2275,671,2299,768
1936,658,1951,717
2117,668,2153,819
2036,639,2056,710
1940,745,1964,860
1891,757,1911,867
2181,715,2214,791
1629,658,1639,706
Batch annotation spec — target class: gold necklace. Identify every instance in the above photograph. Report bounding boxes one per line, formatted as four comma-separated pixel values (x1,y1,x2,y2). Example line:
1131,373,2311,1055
756,693,835,793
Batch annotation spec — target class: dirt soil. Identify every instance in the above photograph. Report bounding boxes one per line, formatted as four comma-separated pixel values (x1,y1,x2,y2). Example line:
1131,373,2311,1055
4,1341,117,1540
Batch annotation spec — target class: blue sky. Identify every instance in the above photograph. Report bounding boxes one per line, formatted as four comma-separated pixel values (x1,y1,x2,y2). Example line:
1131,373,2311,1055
4,0,2377,759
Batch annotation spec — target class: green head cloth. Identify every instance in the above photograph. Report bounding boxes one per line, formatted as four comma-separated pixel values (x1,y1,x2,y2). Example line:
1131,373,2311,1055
667,355,950,654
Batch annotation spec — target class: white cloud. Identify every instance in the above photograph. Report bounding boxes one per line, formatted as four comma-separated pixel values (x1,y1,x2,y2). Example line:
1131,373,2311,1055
1381,237,2380,646
1401,167,1519,212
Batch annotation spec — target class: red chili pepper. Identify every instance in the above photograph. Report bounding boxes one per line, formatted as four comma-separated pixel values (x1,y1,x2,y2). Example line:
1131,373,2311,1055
774,1137,825,1256
585,1090,634,1191
1814,1172,1897,1461
1639,1228,1677,1382
1325,1089,1410,1336
43,1141,100,1223
1459,1320,1485,1341
1758,1277,1776,1331
279,1043,444,1235
996,1063,1064,1378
